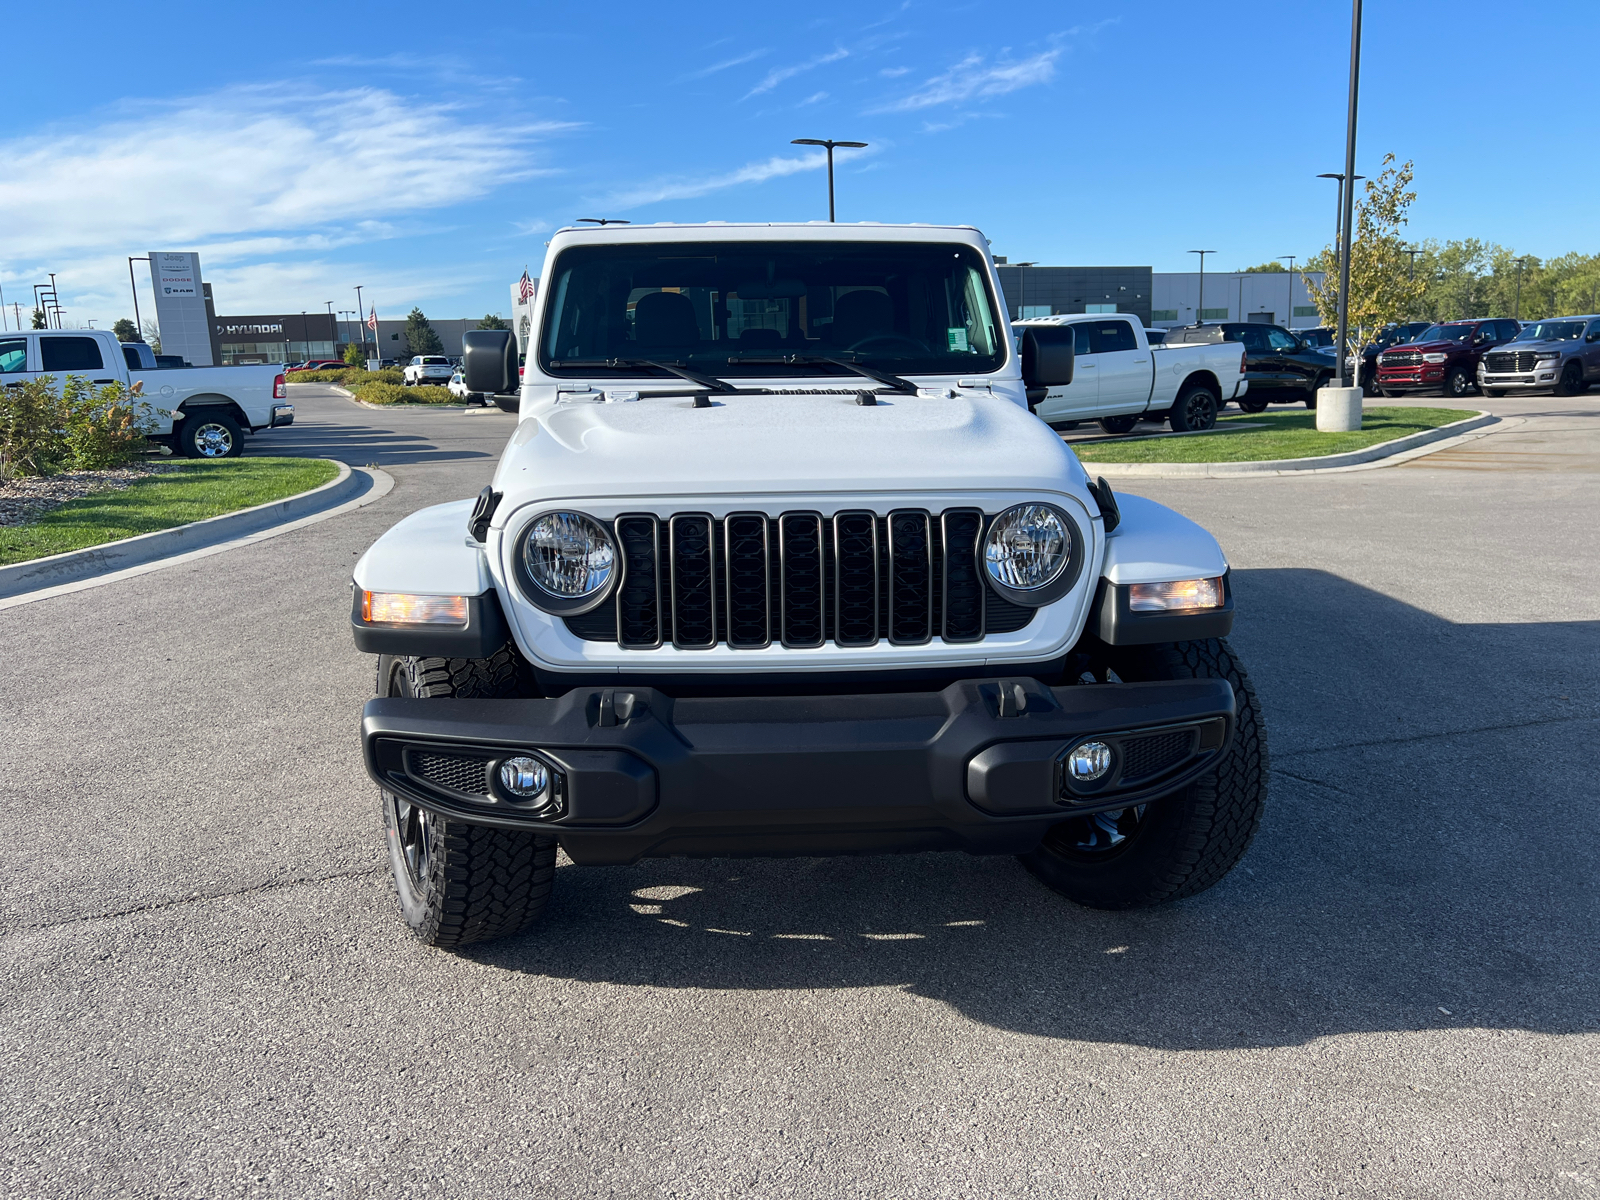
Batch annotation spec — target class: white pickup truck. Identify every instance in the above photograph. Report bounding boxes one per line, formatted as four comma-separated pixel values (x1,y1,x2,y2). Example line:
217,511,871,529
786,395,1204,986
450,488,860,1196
1015,313,1248,436
0,328,291,458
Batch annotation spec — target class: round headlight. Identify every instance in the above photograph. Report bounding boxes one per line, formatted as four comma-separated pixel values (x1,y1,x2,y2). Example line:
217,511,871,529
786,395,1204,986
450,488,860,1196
984,504,1073,595
520,512,615,608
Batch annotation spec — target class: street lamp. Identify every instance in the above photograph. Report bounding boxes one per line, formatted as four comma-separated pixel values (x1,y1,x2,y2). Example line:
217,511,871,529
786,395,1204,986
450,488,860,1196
790,138,868,222
1279,255,1297,327
1189,250,1215,324
1317,172,1365,267
355,286,366,361
1331,0,1364,389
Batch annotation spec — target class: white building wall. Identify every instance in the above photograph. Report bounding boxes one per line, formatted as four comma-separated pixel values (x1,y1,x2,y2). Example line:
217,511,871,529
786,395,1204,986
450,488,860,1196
1150,271,1327,329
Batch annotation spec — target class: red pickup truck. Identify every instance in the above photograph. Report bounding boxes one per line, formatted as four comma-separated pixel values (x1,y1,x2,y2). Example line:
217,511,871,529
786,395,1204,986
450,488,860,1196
1375,318,1519,398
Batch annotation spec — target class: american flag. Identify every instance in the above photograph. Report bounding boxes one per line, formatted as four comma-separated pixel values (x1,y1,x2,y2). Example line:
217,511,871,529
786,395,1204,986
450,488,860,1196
367,306,378,331
518,270,535,302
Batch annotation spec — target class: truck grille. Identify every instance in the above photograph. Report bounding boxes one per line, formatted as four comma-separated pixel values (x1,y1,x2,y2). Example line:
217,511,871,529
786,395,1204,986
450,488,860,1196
1382,351,1422,366
567,510,1036,649
1484,351,1536,373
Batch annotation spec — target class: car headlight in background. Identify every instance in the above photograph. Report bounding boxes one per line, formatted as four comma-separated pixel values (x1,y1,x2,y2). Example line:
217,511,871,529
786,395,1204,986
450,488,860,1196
519,511,616,612
1422,353,1449,364
982,504,1080,605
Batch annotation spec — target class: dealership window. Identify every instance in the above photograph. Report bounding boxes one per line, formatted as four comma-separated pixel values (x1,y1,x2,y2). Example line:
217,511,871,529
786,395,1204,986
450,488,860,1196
1293,305,1320,317
1084,303,1116,313
1150,309,1178,321
1199,307,1229,320
1017,305,1051,319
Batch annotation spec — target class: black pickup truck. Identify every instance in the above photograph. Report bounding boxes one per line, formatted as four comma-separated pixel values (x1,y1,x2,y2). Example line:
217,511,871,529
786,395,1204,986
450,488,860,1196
1164,322,1333,411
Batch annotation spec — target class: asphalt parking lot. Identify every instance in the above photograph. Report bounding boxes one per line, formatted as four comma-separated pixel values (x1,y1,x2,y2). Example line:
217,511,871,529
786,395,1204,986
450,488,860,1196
3,385,1596,1199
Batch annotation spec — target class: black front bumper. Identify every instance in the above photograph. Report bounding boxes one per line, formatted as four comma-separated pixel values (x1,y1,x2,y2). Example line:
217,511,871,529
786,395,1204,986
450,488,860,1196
362,677,1235,865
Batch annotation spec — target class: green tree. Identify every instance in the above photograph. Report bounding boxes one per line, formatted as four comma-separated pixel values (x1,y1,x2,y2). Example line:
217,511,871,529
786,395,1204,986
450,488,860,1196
343,340,366,367
111,318,141,342
475,313,509,330
403,307,444,356
1302,154,1428,344
1236,262,1286,273
31,309,47,329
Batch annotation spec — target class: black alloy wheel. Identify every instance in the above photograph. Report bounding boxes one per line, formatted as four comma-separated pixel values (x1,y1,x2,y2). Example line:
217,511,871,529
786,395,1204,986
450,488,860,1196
1168,386,1219,433
1555,361,1587,397
1445,367,1473,397
1097,415,1139,436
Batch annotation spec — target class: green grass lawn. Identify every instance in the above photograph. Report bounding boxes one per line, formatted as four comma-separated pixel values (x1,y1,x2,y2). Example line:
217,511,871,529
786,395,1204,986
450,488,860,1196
0,457,339,566
1071,407,1478,464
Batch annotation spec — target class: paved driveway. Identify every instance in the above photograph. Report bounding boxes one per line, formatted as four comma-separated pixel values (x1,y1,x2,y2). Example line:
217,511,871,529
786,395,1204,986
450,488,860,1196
3,385,1596,1198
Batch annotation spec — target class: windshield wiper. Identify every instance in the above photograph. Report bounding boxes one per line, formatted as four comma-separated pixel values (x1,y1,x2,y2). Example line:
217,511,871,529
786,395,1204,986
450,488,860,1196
551,357,740,393
728,353,919,395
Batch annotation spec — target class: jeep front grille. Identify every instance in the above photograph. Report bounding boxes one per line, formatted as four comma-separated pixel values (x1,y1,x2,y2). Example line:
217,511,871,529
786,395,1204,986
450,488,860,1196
567,510,1036,649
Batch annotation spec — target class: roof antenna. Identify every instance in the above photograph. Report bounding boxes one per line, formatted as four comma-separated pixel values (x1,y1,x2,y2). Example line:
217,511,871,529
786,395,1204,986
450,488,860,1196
577,218,631,226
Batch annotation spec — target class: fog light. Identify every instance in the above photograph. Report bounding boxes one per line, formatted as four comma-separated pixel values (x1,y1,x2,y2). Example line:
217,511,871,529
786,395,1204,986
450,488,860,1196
362,590,469,625
498,756,549,799
1129,577,1224,612
1066,741,1113,782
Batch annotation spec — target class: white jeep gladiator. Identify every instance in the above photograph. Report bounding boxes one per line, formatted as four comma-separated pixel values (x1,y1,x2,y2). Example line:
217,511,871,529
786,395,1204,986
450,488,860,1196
0,328,291,457
350,222,1267,948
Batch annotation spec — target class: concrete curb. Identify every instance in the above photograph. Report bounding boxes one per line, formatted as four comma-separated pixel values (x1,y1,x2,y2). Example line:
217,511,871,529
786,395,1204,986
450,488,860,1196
1085,411,1498,478
0,459,368,601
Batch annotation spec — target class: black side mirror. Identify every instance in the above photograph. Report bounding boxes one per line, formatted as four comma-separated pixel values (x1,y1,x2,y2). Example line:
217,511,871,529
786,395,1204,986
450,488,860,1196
463,329,517,395
1020,326,1074,411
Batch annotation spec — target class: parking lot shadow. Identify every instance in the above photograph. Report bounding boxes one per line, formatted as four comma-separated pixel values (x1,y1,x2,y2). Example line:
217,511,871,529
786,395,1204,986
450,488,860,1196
467,568,1599,1050
249,421,494,467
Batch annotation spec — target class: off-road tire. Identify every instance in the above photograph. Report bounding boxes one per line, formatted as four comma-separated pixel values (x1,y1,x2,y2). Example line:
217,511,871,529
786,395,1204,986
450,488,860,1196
1019,638,1268,909
1097,415,1139,436
1554,361,1586,397
176,410,244,458
378,648,555,948
1168,384,1219,433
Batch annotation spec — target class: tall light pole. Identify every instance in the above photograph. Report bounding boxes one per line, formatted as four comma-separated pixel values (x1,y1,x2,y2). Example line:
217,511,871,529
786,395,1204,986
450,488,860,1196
355,286,366,360
1280,255,1297,327
1189,250,1215,324
790,138,868,222
1333,0,1363,388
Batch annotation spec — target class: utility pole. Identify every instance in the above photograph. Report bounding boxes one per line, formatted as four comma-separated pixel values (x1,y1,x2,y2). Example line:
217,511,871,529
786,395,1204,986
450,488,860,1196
1189,250,1215,324
1280,255,1297,327
355,286,367,360
1334,0,1363,389
790,138,868,222
48,274,60,328
128,257,150,338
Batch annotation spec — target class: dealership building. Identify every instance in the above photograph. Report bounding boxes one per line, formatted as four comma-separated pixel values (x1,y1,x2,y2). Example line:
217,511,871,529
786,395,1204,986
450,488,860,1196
214,313,338,364
995,261,1326,330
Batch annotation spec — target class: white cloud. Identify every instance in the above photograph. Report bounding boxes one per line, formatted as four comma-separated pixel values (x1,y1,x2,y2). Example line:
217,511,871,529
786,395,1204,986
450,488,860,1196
879,66,911,78
677,48,768,82
744,48,849,99
600,152,829,210
800,92,829,106
868,49,1060,112
0,84,569,323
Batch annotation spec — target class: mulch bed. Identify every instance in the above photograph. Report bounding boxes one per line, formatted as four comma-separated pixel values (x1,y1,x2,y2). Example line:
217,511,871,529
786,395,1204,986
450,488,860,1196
0,461,179,527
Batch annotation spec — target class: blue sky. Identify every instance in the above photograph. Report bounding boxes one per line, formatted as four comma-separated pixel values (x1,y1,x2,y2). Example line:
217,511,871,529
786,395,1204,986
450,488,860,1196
4,0,1598,330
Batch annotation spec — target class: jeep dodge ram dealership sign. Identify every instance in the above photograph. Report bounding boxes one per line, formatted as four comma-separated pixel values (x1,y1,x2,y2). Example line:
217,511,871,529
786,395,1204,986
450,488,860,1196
148,251,215,366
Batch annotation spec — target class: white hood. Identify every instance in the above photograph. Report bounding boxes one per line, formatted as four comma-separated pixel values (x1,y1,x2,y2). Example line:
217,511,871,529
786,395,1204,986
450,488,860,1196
492,389,1086,502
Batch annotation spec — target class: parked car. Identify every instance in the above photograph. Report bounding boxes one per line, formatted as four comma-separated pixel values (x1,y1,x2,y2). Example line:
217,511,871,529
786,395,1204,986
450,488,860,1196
1478,315,1600,397
287,359,347,374
0,328,290,457
1298,326,1336,348
447,370,485,404
1353,322,1432,395
348,219,1266,948
1164,322,1331,410
1376,318,1519,398
1015,314,1248,434
403,355,455,386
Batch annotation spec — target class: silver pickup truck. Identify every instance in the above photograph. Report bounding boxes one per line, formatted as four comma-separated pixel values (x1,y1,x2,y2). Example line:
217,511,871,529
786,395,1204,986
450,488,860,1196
1014,313,1248,436
1478,315,1600,397
0,328,292,457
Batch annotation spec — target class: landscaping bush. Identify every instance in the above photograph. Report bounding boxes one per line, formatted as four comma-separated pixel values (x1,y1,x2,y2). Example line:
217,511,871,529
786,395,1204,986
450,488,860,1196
350,382,455,405
0,375,156,479
288,366,405,386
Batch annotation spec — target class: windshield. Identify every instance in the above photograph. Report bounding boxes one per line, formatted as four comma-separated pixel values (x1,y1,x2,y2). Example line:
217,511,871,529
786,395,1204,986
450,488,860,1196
538,240,1004,379
1416,324,1473,343
1512,320,1584,342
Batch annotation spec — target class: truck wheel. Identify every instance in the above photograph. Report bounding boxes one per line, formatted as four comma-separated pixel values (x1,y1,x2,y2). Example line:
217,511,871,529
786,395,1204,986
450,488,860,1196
1445,367,1472,397
1167,385,1218,433
1019,638,1268,909
1554,361,1586,397
1097,415,1138,436
1483,388,1506,398
177,411,243,458
1237,398,1268,414
377,649,556,949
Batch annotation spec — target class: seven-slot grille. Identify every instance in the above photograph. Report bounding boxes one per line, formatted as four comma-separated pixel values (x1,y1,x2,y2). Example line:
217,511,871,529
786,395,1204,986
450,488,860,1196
1484,350,1537,373
1382,350,1422,366
570,510,1035,650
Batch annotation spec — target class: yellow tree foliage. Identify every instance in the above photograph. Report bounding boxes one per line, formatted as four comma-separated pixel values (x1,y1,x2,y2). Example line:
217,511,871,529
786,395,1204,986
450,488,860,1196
1303,154,1428,345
